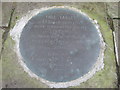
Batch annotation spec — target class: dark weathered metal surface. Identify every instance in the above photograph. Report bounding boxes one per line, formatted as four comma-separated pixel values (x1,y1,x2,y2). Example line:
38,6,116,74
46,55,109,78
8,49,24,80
19,8,100,82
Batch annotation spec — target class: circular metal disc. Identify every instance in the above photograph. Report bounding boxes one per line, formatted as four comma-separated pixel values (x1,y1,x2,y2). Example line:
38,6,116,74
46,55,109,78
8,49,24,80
19,8,100,82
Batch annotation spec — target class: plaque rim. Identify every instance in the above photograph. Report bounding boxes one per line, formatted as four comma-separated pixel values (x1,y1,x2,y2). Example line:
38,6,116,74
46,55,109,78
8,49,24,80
10,6,106,88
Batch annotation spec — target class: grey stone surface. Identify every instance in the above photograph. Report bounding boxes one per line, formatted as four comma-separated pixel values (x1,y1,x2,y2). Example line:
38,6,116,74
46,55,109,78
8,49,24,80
107,2,118,18
2,2,13,26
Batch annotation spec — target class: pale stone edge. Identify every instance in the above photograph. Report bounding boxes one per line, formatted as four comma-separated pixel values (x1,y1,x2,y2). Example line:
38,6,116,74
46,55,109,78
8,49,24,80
113,31,119,66
10,6,106,88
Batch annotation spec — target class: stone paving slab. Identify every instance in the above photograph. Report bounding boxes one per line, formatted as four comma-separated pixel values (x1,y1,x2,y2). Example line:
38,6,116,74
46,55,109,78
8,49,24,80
1,2,117,88
2,2,13,26
107,2,118,18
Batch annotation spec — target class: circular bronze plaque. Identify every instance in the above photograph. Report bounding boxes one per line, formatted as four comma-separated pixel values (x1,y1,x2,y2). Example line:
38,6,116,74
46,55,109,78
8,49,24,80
19,8,100,82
